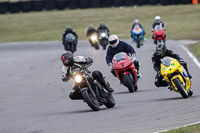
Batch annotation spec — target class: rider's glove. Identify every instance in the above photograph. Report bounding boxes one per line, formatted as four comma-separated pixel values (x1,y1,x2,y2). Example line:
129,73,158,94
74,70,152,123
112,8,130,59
130,54,136,62
109,63,113,69
62,75,70,82
151,28,154,32
86,57,93,64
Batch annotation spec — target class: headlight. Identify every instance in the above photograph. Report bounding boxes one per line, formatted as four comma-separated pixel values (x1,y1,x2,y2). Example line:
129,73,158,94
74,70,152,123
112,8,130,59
74,74,82,83
101,33,106,37
91,35,97,41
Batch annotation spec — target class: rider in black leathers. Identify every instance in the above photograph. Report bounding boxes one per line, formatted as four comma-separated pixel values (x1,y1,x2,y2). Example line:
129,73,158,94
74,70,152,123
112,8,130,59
61,51,114,100
62,26,78,51
97,22,110,36
152,41,192,88
86,25,97,37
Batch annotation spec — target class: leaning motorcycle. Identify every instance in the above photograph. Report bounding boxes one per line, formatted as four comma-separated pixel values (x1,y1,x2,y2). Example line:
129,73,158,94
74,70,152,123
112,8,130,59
160,56,193,98
98,30,109,50
132,24,144,48
153,25,166,45
88,33,99,50
112,52,138,93
63,33,77,53
70,61,115,111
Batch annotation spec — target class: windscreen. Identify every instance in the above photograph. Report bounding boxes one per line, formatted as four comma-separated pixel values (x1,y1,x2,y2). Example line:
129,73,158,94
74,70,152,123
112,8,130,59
113,52,127,62
161,57,171,67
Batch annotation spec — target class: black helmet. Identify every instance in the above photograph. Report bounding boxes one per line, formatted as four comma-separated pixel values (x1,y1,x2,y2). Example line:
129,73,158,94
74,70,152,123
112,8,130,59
61,51,74,66
156,41,166,56
89,24,93,29
100,22,105,28
65,26,72,31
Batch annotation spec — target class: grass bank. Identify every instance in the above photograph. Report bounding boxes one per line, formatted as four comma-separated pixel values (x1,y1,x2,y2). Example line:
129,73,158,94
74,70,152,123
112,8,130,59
161,123,200,133
0,4,200,42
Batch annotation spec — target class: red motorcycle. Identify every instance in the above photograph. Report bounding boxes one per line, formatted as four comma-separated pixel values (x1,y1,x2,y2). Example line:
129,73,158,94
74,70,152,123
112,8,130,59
112,52,138,93
153,25,166,44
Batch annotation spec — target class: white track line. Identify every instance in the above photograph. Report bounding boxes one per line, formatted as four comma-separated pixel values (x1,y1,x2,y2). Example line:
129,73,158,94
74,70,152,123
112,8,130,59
154,121,200,133
181,45,200,69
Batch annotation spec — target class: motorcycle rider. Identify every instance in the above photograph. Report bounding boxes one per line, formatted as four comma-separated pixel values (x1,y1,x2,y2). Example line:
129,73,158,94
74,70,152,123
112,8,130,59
62,26,78,51
152,41,192,88
151,16,166,43
131,19,146,41
86,25,98,47
61,51,114,100
86,25,97,37
97,22,110,36
106,34,142,80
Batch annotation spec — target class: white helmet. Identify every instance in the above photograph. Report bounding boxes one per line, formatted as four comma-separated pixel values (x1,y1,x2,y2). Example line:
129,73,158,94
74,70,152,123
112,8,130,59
108,34,119,48
155,16,161,21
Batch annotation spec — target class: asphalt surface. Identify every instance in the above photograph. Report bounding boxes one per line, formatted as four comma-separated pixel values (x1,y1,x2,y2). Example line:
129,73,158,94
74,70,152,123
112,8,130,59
0,40,200,133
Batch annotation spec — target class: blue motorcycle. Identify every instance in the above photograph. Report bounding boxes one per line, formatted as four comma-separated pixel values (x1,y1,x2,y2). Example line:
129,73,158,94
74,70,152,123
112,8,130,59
132,24,144,48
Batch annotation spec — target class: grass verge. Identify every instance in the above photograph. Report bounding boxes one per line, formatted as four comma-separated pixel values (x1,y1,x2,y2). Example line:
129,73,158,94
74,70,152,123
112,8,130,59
160,123,200,133
0,4,200,42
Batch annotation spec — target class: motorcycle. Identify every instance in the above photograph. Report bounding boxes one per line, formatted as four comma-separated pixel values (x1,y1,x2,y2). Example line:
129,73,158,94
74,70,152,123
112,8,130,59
63,33,77,53
160,56,193,98
153,25,166,45
112,52,138,93
132,24,144,48
88,33,99,50
98,30,109,50
70,61,115,111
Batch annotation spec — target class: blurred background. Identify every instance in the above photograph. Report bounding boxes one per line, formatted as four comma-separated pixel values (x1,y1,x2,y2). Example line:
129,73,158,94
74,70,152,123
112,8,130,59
0,0,198,14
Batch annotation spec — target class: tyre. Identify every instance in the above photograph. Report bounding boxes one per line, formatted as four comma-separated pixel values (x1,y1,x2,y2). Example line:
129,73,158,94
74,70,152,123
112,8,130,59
81,89,100,111
173,78,188,98
136,38,140,48
134,84,138,91
104,94,115,108
101,39,108,50
9,2,21,13
32,0,44,12
21,1,32,13
44,0,56,11
122,74,134,93
188,89,193,97
0,2,9,14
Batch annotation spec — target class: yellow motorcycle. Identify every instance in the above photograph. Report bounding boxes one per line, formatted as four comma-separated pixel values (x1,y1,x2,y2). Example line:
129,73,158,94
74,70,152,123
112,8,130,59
160,56,193,98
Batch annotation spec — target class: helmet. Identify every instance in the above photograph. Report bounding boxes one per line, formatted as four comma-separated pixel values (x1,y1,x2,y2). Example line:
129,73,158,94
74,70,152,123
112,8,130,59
134,19,140,24
61,51,74,66
89,24,93,29
155,16,161,24
65,26,72,31
156,41,166,56
155,16,161,21
100,22,105,28
108,34,119,48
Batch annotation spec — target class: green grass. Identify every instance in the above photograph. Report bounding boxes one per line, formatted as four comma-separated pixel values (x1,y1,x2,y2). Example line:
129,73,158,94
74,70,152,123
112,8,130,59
188,42,200,61
161,123,200,133
0,4,200,42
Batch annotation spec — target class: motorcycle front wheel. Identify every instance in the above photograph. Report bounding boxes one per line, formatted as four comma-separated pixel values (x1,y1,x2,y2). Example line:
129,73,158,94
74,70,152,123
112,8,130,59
104,93,115,108
81,89,100,111
122,74,134,93
173,78,188,98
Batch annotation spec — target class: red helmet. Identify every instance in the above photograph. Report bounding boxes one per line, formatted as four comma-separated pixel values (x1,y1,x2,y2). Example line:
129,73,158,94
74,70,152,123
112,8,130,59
61,51,74,66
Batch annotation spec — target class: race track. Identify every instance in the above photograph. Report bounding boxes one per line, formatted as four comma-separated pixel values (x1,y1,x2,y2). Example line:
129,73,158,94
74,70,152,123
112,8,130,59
0,39,200,133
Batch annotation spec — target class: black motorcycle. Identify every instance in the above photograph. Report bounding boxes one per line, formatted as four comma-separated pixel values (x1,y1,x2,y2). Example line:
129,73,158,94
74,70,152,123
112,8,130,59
63,33,77,53
98,30,109,50
69,61,115,111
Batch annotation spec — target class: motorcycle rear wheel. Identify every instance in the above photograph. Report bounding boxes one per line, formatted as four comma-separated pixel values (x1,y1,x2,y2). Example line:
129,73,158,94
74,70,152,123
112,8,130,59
81,89,100,111
173,78,188,98
122,74,134,93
